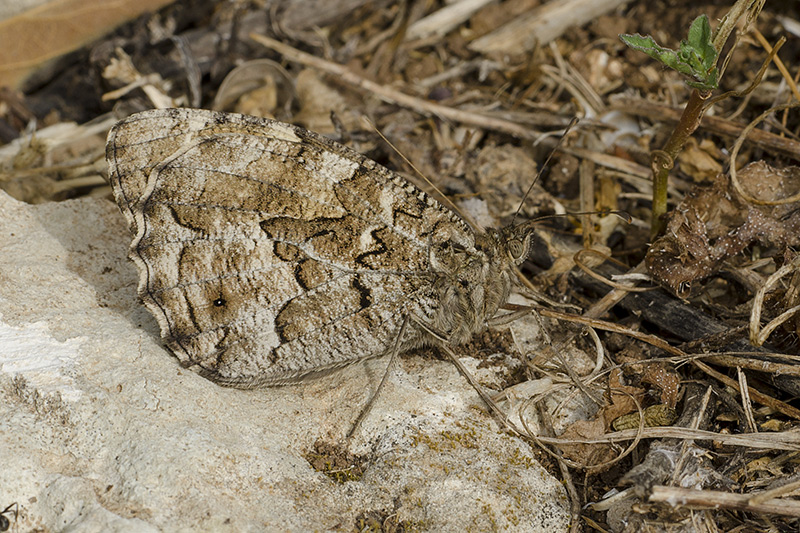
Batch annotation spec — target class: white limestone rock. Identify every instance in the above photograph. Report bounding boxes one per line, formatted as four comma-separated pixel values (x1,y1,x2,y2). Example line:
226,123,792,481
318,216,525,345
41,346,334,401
0,191,569,531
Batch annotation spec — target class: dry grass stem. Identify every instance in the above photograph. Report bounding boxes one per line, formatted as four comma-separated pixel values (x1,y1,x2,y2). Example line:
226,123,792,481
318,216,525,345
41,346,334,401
250,33,543,140
648,485,800,517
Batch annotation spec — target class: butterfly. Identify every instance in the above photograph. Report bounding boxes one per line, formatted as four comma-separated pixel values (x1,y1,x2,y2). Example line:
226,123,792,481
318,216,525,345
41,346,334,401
106,108,535,388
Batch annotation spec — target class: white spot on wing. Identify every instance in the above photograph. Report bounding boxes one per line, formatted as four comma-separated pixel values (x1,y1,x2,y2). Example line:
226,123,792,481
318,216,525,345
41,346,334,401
262,123,301,143
360,227,374,251
319,151,358,183
379,189,394,221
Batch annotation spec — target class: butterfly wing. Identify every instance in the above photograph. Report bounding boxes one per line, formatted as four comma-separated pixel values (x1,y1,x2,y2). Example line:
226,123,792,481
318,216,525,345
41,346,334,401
106,108,475,386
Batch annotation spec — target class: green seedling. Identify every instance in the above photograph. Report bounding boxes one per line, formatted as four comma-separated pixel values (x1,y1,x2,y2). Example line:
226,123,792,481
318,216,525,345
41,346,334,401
619,0,766,238
620,15,719,237
621,15,718,92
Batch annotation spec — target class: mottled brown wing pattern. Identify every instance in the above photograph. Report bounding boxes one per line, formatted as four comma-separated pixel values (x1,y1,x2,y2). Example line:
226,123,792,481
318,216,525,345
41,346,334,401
106,108,480,386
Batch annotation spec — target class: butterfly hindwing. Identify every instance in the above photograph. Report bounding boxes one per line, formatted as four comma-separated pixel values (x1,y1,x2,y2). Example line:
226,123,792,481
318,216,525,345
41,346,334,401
106,108,478,386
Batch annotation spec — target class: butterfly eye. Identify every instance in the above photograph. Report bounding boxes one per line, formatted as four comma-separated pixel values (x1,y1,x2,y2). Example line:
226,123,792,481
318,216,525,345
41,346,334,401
507,238,525,260
677,281,692,297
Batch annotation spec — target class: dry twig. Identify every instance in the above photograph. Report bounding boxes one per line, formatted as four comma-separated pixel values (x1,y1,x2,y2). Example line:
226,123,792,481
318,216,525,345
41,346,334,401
648,485,800,517
250,33,542,139
610,96,800,159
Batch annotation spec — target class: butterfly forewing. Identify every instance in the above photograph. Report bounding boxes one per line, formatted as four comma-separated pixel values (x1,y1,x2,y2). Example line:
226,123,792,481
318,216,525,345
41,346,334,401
106,108,477,386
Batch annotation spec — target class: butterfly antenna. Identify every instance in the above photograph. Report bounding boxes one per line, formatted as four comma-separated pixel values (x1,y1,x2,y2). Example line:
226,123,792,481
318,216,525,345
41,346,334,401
530,209,632,225
363,116,468,222
511,116,579,227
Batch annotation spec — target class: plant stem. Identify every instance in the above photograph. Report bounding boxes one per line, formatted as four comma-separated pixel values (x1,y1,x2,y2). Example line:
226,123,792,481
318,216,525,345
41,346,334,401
650,88,712,238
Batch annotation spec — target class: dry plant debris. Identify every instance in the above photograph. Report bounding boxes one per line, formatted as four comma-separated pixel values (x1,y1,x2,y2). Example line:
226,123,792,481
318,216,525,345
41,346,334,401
2,0,800,530
647,161,800,298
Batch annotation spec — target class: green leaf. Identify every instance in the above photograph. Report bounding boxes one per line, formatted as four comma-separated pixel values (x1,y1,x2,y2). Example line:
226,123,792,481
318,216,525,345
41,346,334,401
620,14,719,91
619,33,682,72
687,68,717,90
686,15,716,71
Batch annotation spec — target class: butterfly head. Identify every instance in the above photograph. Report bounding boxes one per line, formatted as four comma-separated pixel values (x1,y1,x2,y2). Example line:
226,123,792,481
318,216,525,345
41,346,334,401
495,221,537,266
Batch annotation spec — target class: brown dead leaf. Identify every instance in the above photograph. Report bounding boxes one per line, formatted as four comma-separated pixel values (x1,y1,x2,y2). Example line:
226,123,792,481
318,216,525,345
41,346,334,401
677,138,723,183
558,417,616,467
616,344,681,408
212,59,295,121
641,365,681,408
603,368,645,428
611,404,678,431
647,161,800,297
294,69,360,135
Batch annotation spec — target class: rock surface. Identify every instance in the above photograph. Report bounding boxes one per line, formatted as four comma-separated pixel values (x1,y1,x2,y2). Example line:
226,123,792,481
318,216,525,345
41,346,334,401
0,191,569,531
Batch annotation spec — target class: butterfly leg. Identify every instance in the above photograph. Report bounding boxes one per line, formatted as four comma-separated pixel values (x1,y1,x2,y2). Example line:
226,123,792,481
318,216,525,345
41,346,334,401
488,304,537,327
346,315,410,439
411,320,523,436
